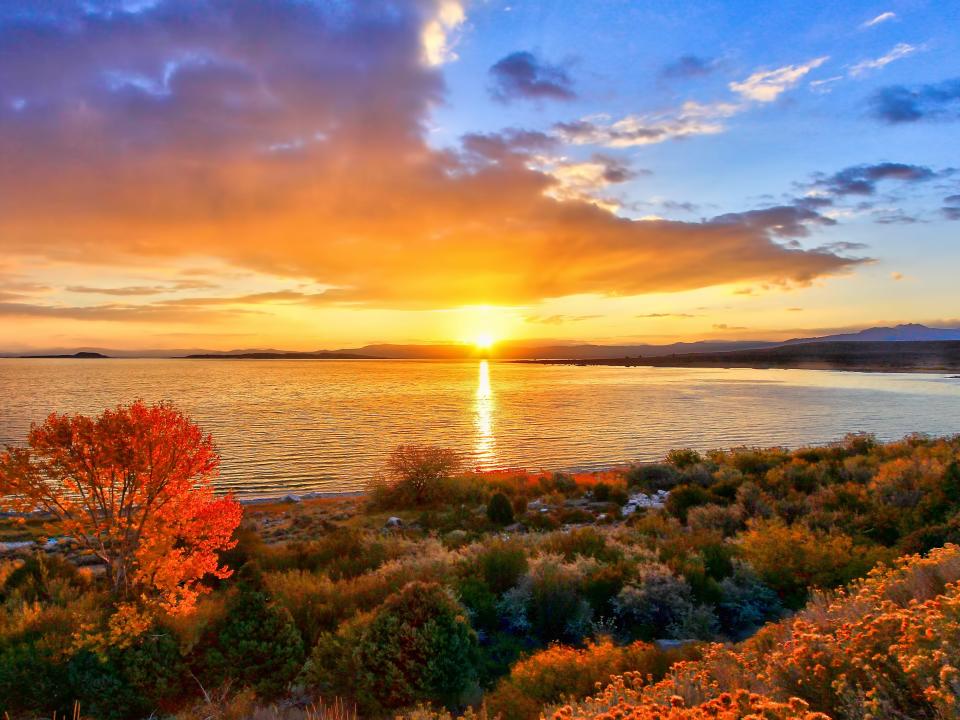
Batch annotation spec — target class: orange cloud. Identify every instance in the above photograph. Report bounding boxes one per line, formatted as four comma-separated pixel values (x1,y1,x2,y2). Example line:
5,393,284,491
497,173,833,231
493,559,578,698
0,0,866,318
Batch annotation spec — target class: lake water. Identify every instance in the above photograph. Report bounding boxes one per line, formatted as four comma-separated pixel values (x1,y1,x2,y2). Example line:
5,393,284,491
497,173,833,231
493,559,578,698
1,359,959,498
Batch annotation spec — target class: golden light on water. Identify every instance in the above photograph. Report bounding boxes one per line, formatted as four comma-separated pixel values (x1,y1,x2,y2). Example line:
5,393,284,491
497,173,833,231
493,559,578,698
474,359,495,465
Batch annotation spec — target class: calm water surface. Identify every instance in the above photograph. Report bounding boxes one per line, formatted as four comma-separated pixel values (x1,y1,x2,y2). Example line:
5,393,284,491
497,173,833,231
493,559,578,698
1,359,959,497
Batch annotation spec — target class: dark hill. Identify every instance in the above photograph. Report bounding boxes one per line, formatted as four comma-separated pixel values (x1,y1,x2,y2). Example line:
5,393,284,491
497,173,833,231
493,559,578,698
521,340,960,373
20,351,110,359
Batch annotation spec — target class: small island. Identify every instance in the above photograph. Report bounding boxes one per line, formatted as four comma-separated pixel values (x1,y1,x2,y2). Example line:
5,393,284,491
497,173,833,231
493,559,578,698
19,351,110,359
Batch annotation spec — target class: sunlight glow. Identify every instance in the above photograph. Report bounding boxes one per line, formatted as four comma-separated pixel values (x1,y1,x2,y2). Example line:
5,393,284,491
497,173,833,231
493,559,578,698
474,332,496,350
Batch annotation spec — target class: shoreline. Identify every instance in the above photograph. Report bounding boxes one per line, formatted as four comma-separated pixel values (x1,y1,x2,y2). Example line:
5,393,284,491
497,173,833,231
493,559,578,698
514,358,960,374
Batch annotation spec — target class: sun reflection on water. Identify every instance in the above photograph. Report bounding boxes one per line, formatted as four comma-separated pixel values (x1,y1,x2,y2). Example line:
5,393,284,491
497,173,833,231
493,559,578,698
474,360,495,465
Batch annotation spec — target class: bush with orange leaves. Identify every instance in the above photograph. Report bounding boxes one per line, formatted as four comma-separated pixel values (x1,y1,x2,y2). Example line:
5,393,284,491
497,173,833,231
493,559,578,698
485,637,701,720
552,544,960,720
552,689,829,720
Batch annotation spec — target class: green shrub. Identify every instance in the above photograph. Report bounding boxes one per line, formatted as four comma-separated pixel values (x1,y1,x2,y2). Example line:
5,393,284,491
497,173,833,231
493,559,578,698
1,553,86,605
197,563,305,699
717,562,783,639
487,492,515,526
479,540,529,595
665,484,714,523
306,581,478,714
502,558,592,643
626,463,679,492
667,448,703,469
612,563,717,641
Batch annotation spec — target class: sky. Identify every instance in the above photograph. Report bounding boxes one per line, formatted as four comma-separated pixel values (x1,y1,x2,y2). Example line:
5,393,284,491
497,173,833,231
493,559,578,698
0,0,958,351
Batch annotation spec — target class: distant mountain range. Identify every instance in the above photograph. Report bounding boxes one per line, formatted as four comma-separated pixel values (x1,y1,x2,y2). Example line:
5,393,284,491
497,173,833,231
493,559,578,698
525,340,960,374
5,324,960,360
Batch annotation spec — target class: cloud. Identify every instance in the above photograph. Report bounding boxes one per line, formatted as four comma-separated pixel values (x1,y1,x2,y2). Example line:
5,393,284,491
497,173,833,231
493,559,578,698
525,314,602,325
891,272,905,281
636,312,698,318
713,323,748,331
812,163,938,196
870,77,960,123
66,281,214,296
0,301,256,323
660,55,715,80
555,101,740,147
861,12,896,29
421,0,465,65
537,153,643,209
944,195,960,221
849,43,921,77
729,57,828,102
0,0,867,314
488,51,575,103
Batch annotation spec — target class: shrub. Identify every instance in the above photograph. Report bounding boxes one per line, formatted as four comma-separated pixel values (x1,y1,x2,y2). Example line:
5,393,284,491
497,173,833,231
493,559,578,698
197,563,305,699
306,581,478,715
487,492,515,526
371,445,464,507
0,553,86,605
612,564,717,641
264,569,338,646
665,484,714,523
687,503,744,537
716,562,782,639
478,540,529,595
486,638,693,720
739,519,887,608
666,448,703,469
625,464,679,492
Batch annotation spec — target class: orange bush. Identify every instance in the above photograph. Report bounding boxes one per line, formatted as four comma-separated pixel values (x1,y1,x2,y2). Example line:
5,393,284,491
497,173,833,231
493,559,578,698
556,545,960,720
486,638,698,720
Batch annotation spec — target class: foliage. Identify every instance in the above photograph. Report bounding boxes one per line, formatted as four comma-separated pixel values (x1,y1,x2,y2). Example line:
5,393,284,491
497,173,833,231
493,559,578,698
306,581,478,715
370,445,464,507
556,544,960,720
486,492,515,526
198,563,305,700
612,564,717,641
486,638,701,720
739,518,887,608
0,401,242,615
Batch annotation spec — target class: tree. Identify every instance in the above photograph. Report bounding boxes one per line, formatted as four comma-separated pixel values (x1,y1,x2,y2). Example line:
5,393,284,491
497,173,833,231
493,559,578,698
307,581,478,714
197,563,304,700
381,444,463,505
487,492,515,525
0,401,242,615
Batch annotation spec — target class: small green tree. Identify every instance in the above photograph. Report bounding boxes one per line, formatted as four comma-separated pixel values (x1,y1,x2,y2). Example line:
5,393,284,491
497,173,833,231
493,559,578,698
487,492,515,525
198,563,304,699
307,581,478,714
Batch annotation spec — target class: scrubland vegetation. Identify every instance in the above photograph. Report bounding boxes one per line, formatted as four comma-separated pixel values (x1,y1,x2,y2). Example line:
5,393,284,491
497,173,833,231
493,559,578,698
2,403,960,719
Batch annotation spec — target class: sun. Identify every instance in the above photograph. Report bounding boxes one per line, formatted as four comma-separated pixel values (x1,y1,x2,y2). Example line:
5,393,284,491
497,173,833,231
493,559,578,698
473,332,496,350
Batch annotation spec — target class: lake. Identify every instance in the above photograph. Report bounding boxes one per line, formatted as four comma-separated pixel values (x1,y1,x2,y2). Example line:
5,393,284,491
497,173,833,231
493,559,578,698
1,358,959,498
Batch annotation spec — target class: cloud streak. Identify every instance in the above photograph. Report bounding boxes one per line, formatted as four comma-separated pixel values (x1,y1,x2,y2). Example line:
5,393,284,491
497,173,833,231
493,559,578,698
729,57,828,102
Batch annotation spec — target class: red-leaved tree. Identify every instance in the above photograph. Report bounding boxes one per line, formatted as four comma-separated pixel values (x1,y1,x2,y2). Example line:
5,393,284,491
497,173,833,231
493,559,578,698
0,400,242,615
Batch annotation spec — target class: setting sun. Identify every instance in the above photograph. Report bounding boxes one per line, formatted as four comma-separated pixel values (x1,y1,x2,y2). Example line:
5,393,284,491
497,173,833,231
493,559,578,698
473,332,496,350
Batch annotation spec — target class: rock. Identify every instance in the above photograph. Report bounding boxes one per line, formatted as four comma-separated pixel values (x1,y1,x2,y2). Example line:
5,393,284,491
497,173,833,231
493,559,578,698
283,494,302,504
0,540,35,555
654,639,699,651
385,516,403,528
504,523,527,534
